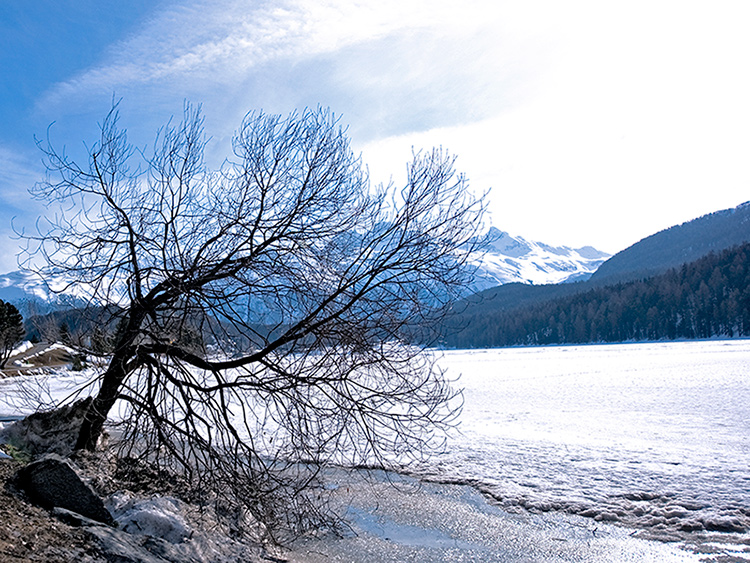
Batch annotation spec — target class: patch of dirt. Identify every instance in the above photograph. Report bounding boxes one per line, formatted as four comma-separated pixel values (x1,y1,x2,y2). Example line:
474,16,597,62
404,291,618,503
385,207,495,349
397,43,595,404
0,384,297,563
0,459,107,562
0,402,277,563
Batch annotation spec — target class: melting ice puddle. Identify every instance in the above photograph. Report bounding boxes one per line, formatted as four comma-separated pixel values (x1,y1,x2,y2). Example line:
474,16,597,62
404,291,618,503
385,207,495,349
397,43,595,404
348,506,485,551
287,468,704,562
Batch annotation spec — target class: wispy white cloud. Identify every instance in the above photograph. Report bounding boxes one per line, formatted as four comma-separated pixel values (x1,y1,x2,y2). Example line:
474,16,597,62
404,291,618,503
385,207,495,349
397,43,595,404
0,146,48,271
37,0,547,156
0,147,43,207
30,0,750,255
39,0,503,107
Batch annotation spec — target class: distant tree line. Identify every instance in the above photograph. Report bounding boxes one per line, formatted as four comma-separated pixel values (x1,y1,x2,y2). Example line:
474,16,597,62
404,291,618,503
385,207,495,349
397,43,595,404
443,243,750,348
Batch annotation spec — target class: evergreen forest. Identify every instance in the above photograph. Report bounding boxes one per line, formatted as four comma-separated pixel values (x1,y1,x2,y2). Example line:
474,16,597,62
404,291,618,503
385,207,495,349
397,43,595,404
443,243,750,348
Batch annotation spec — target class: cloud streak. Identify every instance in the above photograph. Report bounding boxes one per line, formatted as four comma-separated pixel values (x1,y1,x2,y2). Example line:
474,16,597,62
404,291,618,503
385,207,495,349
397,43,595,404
36,0,546,157
39,1,500,107
0,146,49,272
21,0,750,257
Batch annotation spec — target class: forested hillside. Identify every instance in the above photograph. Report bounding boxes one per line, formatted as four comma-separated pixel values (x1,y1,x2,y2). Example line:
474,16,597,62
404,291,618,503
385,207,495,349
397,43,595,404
443,243,750,348
590,201,750,284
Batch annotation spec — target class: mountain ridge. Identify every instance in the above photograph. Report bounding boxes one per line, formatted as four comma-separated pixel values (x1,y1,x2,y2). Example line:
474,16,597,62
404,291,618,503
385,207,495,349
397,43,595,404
590,200,750,284
0,270,91,316
443,241,750,348
444,200,750,347
0,230,612,310
5,200,747,321
466,227,610,290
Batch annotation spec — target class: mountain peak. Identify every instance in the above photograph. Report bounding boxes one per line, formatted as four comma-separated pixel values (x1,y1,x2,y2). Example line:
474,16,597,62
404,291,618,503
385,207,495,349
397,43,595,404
0,270,92,316
467,231,611,290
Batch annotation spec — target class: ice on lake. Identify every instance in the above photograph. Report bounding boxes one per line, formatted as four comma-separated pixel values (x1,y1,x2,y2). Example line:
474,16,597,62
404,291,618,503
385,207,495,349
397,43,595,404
425,340,750,554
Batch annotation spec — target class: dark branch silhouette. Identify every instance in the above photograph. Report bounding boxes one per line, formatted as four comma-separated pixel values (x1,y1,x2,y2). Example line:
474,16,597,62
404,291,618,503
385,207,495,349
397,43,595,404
21,103,486,540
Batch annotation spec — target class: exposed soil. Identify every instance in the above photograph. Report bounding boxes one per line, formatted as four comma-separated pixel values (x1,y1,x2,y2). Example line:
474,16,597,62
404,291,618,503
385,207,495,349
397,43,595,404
0,403,276,563
0,459,108,562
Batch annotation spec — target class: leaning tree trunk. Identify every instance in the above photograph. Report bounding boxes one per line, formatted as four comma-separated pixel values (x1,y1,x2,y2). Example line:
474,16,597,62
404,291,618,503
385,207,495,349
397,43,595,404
74,353,132,451
75,307,144,451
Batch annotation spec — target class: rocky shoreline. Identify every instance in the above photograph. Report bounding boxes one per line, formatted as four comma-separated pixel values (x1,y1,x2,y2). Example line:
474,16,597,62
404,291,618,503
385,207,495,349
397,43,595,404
0,402,282,563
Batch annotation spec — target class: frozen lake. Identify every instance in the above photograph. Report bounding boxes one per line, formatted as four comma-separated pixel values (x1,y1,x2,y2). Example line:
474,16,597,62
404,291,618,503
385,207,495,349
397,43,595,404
420,340,750,551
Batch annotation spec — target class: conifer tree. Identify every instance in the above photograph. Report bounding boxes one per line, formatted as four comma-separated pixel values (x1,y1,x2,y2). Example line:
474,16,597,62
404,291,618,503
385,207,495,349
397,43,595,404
0,301,24,369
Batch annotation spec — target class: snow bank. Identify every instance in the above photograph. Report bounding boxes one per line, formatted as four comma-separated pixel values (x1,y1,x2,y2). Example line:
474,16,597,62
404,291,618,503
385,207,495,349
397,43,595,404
107,492,192,544
9,341,33,358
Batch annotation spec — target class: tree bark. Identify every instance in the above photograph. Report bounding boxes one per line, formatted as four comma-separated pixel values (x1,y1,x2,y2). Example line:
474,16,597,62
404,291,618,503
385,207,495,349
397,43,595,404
74,354,131,451
75,307,144,451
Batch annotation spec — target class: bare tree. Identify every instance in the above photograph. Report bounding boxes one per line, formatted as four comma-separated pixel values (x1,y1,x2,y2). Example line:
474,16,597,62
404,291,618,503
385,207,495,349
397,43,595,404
21,103,486,539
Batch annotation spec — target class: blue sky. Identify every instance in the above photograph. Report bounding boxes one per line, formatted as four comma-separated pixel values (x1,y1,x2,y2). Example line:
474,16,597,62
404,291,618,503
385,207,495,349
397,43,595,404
1,1,750,272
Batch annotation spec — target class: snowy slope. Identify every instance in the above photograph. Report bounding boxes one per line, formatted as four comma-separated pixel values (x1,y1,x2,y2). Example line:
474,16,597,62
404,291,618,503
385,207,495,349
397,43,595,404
0,228,610,310
467,228,610,291
0,270,92,314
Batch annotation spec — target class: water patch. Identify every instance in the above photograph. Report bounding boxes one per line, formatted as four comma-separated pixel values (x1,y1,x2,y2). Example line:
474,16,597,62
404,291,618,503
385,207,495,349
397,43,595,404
347,506,486,551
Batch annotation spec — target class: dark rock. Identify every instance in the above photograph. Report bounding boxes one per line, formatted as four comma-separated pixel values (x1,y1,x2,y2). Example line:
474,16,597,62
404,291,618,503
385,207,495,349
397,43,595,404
15,453,115,526
52,506,109,528
85,525,172,563
0,398,95,457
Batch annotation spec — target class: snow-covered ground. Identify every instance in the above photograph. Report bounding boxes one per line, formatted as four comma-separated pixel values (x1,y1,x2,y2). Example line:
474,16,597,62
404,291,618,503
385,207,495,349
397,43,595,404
428,340,750,556
1,339,747,560
0,365,98,417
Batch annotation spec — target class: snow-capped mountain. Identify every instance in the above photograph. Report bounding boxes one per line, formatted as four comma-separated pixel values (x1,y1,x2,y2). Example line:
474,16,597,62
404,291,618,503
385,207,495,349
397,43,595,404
0,270,91,315
0,270,58,303
466,228,611,291
0,229,610,313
